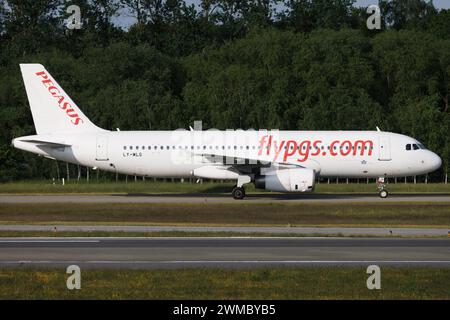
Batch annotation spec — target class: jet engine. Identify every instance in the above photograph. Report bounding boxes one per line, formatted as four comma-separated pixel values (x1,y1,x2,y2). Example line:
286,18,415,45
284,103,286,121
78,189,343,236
254,168,315,192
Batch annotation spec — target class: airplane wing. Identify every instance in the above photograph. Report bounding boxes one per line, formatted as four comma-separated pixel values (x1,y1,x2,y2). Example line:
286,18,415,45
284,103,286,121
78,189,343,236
194,151,308,175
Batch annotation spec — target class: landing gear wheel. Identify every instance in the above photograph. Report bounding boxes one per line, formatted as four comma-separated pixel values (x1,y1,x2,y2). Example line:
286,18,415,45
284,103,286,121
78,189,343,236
379,189,389,198
232,186,245,200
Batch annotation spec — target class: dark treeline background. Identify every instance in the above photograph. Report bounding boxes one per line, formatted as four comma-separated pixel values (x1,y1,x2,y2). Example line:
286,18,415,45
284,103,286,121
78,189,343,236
0,0,449,182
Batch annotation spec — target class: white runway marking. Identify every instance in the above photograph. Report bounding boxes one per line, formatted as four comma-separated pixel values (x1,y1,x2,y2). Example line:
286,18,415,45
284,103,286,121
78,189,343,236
0,240,100,243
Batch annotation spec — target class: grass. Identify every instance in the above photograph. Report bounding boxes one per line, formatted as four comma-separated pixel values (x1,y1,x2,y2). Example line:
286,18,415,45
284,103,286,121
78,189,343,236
0,231,443,238
0,202,449,227
0,267,448,299
0,181,450,194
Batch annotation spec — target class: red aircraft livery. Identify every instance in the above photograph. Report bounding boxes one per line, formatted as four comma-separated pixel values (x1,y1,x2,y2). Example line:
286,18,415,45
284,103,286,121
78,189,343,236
258,135,374,162
35,71,83,125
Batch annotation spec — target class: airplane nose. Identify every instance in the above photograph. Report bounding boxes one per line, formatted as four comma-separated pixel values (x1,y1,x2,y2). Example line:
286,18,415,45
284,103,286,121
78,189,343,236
429,152,442,171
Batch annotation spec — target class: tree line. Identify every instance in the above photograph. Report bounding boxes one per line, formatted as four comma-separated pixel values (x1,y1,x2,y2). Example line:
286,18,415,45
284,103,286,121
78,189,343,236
0,0,449,182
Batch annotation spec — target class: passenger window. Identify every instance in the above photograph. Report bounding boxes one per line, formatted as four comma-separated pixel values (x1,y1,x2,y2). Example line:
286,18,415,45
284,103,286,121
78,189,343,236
130,146,133,150
148,146,151,150
123,146,127,150
406,144,411,150
136,146,139,150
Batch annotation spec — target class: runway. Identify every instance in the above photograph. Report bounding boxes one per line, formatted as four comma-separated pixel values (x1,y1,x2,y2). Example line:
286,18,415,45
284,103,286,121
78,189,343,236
1,193,450,203
0,237,448,268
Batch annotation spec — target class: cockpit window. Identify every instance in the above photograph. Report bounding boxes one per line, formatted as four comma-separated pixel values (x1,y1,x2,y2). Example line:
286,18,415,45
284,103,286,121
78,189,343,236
418,143,427,150
413,144,420,150
406,144,411,151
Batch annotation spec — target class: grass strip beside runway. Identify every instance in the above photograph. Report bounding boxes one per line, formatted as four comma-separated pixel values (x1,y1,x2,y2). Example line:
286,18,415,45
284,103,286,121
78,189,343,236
0,202,449,227
0,267,448,299
0,231,443,238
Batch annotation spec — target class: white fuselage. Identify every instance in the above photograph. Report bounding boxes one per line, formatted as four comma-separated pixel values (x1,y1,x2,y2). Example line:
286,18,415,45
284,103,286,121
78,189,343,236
13,130,442,179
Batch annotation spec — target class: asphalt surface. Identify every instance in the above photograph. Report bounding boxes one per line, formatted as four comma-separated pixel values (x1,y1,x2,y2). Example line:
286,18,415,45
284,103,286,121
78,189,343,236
0,237,448,268
0,225,448,237
1,193,450,203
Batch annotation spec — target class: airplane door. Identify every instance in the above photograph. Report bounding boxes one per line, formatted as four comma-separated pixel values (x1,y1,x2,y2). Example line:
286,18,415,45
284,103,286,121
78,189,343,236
378,135,391,161
96,135,109,161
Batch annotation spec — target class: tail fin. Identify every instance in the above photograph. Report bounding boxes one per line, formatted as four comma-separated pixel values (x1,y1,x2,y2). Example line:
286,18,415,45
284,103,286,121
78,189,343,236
20,64,105,134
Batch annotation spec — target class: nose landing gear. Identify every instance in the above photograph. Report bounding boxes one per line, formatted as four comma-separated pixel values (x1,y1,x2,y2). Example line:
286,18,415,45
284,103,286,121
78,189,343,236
377,177,389,198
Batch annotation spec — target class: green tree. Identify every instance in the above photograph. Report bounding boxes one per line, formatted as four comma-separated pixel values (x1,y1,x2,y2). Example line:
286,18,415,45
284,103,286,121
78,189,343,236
1,0,63,56
428,9,450,39
379,0,437,30
279,0,357,32
292,29,383,130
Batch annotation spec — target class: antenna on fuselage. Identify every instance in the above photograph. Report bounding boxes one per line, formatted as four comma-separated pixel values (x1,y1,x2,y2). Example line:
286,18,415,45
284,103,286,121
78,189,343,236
376,126,381,132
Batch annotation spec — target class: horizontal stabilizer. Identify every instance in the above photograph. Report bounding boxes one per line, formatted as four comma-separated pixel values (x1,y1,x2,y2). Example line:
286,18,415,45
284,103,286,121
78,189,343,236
13,137,71,148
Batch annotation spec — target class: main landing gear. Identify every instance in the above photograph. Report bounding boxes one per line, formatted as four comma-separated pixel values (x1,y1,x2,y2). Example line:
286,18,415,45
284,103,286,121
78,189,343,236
232,186,246,200
232,175,251,200
377,177,389,198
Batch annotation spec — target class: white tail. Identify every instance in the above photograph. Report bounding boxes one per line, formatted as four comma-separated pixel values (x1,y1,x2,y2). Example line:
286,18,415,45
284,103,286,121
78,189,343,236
20,64,105,134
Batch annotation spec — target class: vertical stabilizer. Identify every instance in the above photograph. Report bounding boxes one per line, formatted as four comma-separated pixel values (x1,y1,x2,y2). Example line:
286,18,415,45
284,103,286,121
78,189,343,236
20,64,105,134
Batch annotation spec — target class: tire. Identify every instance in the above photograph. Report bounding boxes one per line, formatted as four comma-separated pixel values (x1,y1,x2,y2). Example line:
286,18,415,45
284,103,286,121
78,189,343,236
379,189,388,198
232,187,245,200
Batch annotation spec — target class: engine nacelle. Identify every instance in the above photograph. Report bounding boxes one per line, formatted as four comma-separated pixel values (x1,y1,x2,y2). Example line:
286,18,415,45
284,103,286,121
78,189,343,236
254,168,315,192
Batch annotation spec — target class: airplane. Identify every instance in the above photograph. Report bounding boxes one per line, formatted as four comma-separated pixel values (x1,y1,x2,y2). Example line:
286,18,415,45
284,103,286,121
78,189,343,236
12,64,442,199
